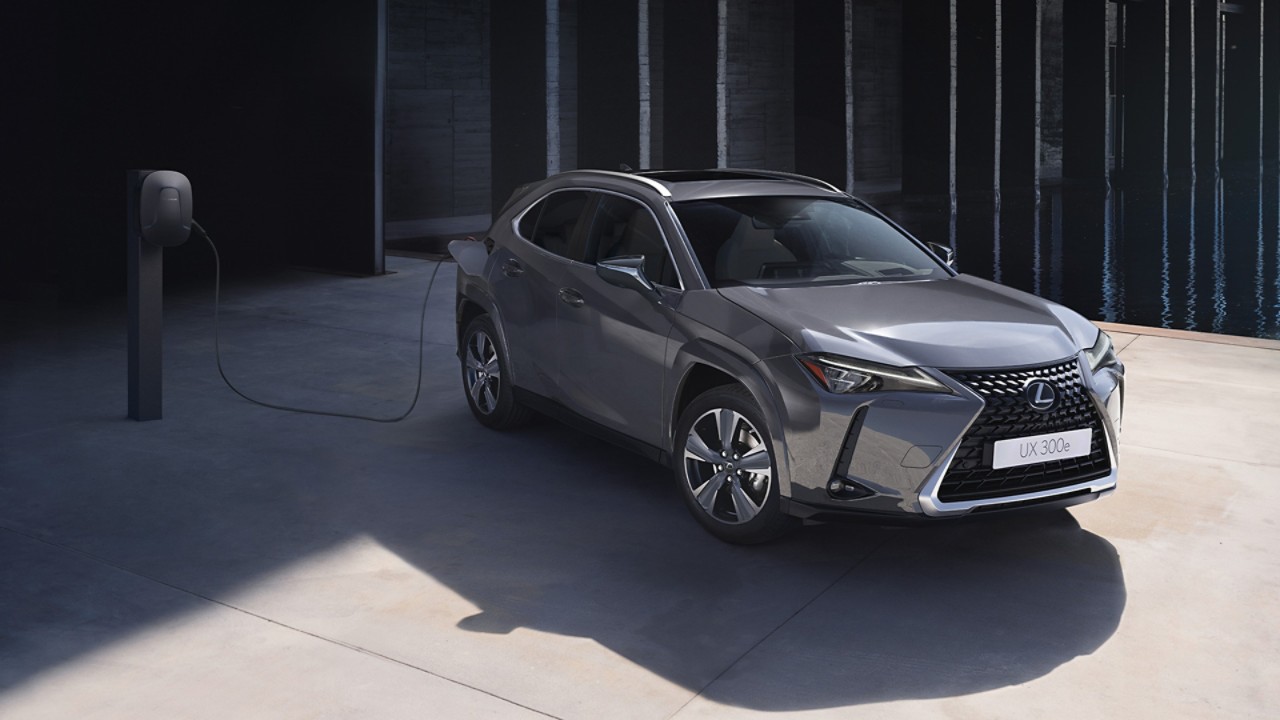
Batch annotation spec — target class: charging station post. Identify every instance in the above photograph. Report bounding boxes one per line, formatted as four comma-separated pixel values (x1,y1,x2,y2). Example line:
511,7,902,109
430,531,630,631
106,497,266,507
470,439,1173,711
127,169,192,421
127,170,162,420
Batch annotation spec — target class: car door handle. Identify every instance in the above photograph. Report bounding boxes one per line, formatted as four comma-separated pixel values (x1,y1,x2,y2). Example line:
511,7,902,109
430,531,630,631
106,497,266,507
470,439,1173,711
501,259,524,277
558,288,585,308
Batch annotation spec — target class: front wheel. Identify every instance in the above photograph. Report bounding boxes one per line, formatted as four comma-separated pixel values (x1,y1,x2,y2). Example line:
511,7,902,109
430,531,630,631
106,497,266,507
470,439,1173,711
673,385,795,544
460,315,531,430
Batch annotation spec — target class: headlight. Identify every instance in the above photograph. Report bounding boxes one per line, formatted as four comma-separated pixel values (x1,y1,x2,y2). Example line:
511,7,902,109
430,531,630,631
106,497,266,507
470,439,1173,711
797,354,951,394
1086,330,1118,372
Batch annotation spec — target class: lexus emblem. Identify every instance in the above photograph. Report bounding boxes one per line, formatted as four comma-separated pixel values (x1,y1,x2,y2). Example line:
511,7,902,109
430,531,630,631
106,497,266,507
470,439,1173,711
1024,379,1058,412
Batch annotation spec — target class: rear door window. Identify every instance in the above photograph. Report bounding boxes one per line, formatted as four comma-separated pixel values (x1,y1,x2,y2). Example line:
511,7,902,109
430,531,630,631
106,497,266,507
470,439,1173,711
521,191,591,261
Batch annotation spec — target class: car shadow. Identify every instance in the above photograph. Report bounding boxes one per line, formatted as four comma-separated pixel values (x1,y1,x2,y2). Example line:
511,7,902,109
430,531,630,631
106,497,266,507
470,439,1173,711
375,412,1126,710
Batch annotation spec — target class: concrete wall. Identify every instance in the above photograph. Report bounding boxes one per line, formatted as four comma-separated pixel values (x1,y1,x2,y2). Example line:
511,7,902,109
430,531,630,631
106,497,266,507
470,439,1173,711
1040,0,1064,179
851,0,904,184
725,0,795,171
385,0,491,228
349,1,1280,242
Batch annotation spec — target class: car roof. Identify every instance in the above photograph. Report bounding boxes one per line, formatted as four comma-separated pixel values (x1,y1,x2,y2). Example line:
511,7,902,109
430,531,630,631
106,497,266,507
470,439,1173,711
530,168,847,205
638,169,845,202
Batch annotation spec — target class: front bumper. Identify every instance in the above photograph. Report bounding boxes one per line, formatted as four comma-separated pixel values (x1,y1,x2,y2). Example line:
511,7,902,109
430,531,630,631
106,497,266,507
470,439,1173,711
764,353,1124,519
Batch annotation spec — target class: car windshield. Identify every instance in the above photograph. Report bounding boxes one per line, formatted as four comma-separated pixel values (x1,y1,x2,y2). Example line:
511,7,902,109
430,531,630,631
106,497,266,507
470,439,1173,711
672,196,949,287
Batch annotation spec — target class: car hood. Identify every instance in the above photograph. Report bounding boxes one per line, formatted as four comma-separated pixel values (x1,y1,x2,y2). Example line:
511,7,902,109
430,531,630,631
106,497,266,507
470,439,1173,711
717,275,1099,369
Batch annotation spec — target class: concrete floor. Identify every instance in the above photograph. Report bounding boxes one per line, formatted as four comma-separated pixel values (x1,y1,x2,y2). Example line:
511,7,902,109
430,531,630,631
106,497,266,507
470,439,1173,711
2,256,1277,719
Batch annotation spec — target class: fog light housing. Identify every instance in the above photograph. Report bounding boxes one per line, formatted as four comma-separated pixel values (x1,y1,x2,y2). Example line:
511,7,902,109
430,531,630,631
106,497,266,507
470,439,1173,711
827,477,874,500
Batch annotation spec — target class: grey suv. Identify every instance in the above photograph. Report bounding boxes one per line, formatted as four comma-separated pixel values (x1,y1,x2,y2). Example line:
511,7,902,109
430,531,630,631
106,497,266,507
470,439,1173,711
450,169,1124,543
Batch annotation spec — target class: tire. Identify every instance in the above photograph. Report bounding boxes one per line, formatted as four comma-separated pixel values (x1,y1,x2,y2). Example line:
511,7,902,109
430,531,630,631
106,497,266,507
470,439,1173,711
673,385,796,544
460,315,531,430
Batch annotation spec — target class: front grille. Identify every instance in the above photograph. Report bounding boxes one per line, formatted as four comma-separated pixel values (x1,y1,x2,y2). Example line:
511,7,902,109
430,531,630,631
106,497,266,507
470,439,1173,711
939,359,1111,503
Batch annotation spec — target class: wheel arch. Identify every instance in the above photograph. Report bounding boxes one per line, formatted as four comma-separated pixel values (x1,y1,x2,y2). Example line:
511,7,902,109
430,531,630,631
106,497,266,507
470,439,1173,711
667,345,794,498
456,296,488,348
673,364,741,428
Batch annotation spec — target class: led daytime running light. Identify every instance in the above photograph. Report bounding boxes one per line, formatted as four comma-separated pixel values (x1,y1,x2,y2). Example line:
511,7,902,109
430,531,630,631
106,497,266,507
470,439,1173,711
798,354,948,394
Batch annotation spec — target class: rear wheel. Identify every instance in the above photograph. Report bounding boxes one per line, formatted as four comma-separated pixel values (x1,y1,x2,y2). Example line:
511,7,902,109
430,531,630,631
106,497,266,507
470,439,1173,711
460,315,531,429
674,385,795,543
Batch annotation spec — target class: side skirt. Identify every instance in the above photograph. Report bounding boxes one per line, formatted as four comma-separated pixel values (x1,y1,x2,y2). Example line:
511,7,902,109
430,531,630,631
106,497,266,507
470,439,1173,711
513,388,672,466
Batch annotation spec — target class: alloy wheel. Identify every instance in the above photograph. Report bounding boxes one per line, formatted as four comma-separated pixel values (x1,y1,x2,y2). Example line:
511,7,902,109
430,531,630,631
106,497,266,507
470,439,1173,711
464,329,501,415
683,408,773,524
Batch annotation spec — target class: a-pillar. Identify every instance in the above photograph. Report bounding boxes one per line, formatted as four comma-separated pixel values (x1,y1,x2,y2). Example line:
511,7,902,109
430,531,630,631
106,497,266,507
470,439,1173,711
578,1,640,170
794,0,846,189
955,0,997,196
491,0,548,212
1061,0,1108,183
1121,0,1170,184
1222,0,1264,174
1000,0,1040,191
901,0,953,198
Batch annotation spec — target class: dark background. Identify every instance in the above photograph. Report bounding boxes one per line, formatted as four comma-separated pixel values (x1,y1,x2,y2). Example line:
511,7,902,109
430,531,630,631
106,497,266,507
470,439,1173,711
11,0,1280,337
12,1,380,301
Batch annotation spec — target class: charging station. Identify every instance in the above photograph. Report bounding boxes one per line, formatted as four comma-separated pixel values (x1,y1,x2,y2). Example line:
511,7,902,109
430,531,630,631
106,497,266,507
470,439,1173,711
127,169,192,421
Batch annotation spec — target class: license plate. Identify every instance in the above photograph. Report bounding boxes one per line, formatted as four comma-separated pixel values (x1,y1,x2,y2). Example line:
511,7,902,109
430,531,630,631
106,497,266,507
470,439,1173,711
991,428,1092,470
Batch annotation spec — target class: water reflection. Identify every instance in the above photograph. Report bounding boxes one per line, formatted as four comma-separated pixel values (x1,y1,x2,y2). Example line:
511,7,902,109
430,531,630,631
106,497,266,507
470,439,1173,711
1102,189,1121,323
992,198,1002,284
1160,190,1171,328
1031,200,1042,296
879,176,1280,340
1253,182,1266,337
1186,184,1198,328
1273,175,1280,330
1213,180,1226,333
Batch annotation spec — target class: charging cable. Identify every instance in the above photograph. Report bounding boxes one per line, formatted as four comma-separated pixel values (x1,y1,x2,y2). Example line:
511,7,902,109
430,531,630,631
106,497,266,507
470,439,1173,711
194,220,444,422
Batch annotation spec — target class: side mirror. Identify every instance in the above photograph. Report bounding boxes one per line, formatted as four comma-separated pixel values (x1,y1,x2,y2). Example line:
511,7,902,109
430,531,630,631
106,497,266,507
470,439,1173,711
596,255,659,297
927,241,957,269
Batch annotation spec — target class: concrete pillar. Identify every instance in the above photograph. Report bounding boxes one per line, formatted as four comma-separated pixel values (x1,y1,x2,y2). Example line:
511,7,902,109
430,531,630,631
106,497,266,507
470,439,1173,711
578,1,640,170
901,0,953,198
1168,0,1194,178
849,1,905,185
662,0,718,168
794,0,847,189
1193,0,1222,178
955,0,997,195
1000,0,1040,190
1264,0,1274,172
491,0,548,211
1039,0,1064,179
1061,0,1108,183
725,0,794,171
1222,0,1264,173
1121,0,1169,183
1267,0,1280,172
557,0,580,173
386,1,492,226
646,0,664,169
